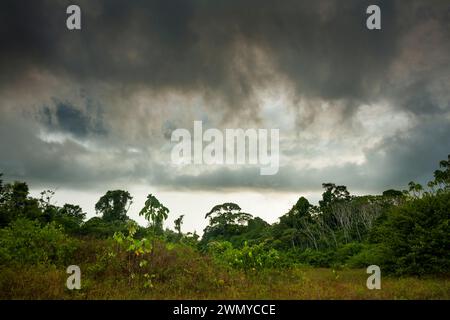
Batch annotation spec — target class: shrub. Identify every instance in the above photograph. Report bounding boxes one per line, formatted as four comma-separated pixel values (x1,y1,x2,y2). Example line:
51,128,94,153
297,248,336,267
374,192,450,275
0,218,78,266
335,242,364,262
346,244,384,268
79,217,128,238
207,241,280,270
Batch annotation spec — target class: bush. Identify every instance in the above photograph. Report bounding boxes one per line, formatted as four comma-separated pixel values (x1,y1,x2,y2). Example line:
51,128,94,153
0,218,78,266
207,241,280,270
374,192,450,275
297,248,336,267
346,244,384,268
79,217,128,238
335,242,364,263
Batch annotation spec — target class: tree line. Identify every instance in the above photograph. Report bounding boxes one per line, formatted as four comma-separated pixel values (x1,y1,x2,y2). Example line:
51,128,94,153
0,154,449,275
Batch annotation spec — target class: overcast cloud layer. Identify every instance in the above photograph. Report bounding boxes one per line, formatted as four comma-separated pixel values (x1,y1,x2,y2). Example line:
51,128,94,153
1,0,449,200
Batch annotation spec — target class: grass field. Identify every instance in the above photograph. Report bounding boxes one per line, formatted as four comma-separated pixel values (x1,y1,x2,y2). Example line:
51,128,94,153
1,266,449,300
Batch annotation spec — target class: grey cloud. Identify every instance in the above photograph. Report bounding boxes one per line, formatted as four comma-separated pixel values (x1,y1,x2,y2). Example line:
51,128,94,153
0,0,449,196
361,117,450,189
40,98,107,138
1,1,448,117
0,111,141,189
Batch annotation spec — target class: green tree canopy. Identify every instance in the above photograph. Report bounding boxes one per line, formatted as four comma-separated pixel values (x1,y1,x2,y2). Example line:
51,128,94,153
95,190,133,222
59,204,86,222
53,204,87,234
0,181,41,226
280,196,312,228
382,189,404,197
319,183,351,208
202,203,253,244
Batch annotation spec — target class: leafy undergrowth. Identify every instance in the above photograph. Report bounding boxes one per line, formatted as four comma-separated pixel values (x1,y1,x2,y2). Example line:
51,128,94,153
0,226,450,299
1,223,449,300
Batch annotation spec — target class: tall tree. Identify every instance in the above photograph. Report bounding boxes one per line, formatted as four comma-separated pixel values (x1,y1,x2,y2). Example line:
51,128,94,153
95,190,133,222
202,203,252,243
281,197,312,227
273,196,312,249
59,204,86,223
319,183,351,208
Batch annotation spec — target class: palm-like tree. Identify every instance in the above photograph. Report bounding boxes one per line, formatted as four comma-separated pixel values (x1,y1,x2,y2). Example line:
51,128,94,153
139,194,169,234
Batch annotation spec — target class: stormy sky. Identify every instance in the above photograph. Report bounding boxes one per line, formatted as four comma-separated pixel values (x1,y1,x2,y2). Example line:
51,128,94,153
1,0,449,233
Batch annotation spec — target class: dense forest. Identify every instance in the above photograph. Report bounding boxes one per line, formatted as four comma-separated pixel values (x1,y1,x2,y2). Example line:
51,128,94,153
0,155,449,299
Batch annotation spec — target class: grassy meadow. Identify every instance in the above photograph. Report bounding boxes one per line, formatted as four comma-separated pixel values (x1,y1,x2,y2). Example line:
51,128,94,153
2,263,449,300
0,238,449,300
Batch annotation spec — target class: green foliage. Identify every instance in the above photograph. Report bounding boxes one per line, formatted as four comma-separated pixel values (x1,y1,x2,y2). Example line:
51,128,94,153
0,152,449,297
334,242,364,264
0,181,42,226
432,154,450,192
0,219,77,266
52,204,86,234
284,197,312,223
208,241,280,270
372,192,450,275
59,204,86,222
139,194,169,235
80,217,129,238
229,217,271,247
201,203,253,246
279,243,377,268
297,248,336,267
319,183,351,208
95,190,133,222
174,214,184,235
346,244,385,268
113,221,153,257
112,221,154,287
180,231,200,247
382,189,404,197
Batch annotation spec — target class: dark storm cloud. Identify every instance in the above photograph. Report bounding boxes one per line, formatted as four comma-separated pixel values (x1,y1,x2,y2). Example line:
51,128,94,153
2,0,447,112
0,111,143,189
362,118,450,189
151,117,450,194
0,0,449,193
40,99,107,138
